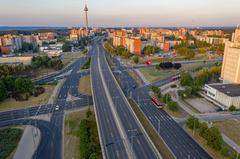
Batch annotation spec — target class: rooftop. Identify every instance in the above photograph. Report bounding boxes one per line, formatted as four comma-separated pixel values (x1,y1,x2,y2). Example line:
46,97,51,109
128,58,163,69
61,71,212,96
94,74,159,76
209,84,240,97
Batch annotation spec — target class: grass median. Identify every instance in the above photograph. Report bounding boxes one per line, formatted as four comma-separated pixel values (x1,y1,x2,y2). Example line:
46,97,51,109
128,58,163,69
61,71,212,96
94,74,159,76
78,75,92,96
128,99,175,159
64,107,102,159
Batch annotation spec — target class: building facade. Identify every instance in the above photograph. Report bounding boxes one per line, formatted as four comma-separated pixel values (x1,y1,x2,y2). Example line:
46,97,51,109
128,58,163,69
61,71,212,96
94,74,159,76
221,27,240,84
204,84,240,109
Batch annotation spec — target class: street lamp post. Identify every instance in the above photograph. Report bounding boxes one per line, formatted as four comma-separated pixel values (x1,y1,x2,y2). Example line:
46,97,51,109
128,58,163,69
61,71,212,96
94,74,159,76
193,118,196,137
158,119,161,134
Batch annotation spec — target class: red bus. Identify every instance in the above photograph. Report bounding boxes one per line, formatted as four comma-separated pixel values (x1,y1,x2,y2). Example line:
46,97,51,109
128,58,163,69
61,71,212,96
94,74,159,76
151,96,163,109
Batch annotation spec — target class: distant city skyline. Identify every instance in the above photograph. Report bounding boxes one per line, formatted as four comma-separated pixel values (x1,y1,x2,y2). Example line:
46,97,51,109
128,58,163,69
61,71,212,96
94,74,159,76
0,0,240,27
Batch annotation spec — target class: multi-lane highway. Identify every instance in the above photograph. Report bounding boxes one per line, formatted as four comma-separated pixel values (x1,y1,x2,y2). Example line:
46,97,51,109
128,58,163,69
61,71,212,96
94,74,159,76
108,48,212,158
91,41,160,159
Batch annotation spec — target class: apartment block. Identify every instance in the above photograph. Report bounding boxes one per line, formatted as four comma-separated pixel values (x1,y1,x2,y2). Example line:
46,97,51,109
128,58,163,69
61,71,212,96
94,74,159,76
221,27,240,84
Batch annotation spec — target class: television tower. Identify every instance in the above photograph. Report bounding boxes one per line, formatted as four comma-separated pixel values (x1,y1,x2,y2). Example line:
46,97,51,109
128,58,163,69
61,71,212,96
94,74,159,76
84,0,89,35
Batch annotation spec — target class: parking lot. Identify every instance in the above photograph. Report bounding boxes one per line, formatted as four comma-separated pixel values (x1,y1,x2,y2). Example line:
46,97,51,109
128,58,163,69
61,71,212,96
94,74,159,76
185,98,218,113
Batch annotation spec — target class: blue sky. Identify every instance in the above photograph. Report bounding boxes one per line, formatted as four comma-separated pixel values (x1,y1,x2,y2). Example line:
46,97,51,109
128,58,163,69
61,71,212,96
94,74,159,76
0,0,239,27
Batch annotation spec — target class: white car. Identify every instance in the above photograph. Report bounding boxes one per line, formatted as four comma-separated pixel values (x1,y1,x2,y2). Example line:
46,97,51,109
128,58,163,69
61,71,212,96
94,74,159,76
55,105,60,111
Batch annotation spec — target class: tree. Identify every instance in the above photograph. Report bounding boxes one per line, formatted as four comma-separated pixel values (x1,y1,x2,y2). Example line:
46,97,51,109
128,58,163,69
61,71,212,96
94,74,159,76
14,78,34,94
143,46,156,55
0,80,7,101
167,101,178,112
150,86,162,99
206,127,223,150
176,47,195,59
180,71,193,86
199,122,209,138
186,116,200,130
221,146,230,157
162,94,172,103
62,41,72,52
229,105,236,112
20,42,34,53
133,56,139,64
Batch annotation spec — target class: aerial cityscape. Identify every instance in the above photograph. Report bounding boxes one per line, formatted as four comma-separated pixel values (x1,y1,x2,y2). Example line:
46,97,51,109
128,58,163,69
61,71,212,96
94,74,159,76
0,0,240,159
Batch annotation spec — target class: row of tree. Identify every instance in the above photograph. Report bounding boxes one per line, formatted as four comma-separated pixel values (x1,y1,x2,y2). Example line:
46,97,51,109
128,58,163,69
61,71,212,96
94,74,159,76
161,94,178,112
142,45,161,55
179,66,221,98
175,47,195,59
31,55,63,70
79,109,101,159
104,40,132,59
0,76,34,101
186,116,238,158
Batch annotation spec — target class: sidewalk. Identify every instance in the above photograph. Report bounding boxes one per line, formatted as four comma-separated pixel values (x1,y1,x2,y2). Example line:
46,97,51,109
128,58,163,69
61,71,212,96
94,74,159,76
134,69,150,85
13,126,41,159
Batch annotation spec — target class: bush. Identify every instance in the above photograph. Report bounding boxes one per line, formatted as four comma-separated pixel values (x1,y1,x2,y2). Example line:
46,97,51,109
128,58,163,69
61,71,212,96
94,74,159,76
133,56,139,64
206,127,223,150
199,122,209,138
186,116,200,130
167,101,178,112
229,105,236,112
81,58,91,70
79,111,101,159
0,128,23,159
161,94,172,103
32,87,45,97
221,146,230,157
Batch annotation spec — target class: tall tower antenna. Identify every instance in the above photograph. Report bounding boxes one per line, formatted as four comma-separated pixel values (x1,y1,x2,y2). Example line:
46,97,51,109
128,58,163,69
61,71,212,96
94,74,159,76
84,0,89,35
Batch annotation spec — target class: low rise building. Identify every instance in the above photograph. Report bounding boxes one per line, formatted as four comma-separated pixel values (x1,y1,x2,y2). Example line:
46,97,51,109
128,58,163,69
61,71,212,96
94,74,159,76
204,84,240,109
0,56,33,65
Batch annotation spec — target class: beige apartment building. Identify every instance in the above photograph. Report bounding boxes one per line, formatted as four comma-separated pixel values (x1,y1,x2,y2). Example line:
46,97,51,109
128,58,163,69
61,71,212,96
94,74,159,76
221,27,240,84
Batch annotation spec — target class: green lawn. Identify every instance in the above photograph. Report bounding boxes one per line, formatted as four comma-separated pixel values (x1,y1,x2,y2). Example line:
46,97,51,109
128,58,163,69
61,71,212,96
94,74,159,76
139,67,177,83
0,85,55,112
79,75,92,96
214,120,240,145
62,51,84,66
0,128,23,159
64,109,89,159
64,107,102,159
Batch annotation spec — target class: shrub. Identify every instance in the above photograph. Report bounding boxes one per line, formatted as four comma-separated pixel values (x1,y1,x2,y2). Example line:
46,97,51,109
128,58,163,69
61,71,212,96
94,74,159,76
229,105,236,112
186,116,200,130
167,101,178,112
221,146,230,157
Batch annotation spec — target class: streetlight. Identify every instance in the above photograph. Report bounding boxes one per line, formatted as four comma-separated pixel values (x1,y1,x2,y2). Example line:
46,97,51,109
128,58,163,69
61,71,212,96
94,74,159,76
193,117,196,137
158,119,161,134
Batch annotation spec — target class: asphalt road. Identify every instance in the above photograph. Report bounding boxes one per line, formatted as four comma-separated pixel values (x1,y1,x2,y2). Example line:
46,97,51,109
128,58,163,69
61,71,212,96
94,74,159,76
91,41,159,159
108,49,212,159
0,55,92,159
